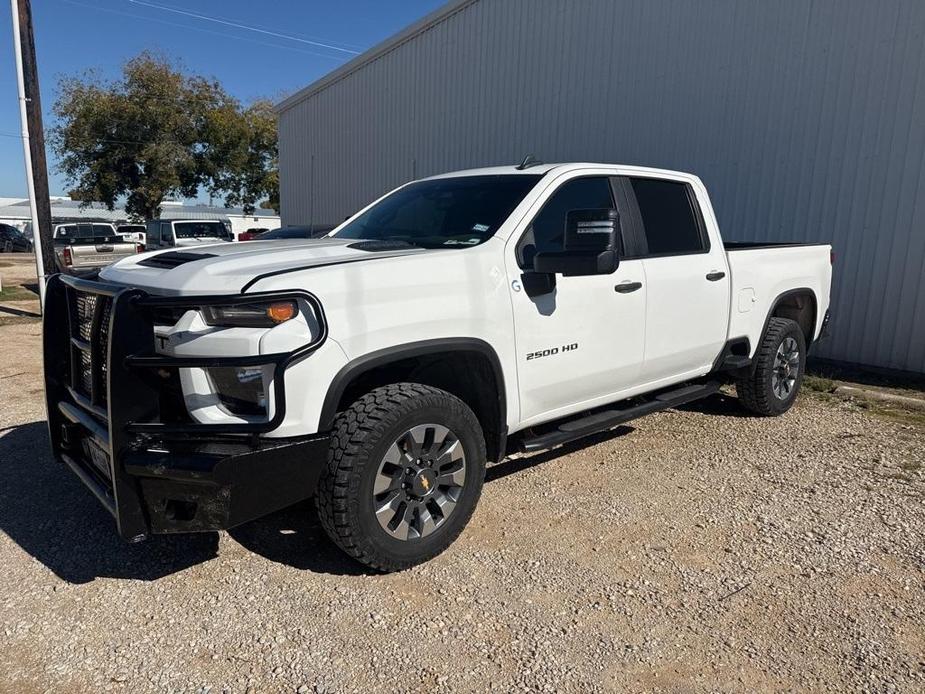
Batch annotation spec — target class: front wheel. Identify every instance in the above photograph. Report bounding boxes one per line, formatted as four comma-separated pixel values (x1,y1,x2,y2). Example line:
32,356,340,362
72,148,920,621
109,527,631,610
736,317,807,416
315,383,486,572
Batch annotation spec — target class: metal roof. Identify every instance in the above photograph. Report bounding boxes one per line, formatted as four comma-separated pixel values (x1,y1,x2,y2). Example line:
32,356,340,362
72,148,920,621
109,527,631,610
0,197,279,223
275,0,477,113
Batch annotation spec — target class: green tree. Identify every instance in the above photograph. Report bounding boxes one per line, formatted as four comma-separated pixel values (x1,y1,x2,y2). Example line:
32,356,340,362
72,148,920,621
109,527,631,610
203,99,279,215
51,52,278,220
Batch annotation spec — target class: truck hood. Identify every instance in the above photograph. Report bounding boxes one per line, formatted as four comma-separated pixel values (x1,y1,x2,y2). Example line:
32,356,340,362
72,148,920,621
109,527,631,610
98,237,430,294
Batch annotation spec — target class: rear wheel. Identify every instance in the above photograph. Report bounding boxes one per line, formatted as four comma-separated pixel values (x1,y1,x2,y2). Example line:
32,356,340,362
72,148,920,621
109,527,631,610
736,317,806,416
315,383,486,572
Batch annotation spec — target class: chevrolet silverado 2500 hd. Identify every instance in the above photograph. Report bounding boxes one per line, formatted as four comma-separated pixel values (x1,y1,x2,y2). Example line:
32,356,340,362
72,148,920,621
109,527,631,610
43,163,832,571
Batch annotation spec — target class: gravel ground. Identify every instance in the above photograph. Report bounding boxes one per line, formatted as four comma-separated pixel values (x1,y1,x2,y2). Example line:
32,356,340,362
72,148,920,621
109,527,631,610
1,319,923,693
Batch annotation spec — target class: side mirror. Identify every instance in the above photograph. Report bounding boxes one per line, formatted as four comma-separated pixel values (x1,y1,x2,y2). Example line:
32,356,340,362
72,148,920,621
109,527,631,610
532,208,621,276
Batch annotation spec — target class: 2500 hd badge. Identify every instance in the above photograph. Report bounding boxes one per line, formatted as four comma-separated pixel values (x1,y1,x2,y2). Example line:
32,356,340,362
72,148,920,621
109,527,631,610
526,343,579,360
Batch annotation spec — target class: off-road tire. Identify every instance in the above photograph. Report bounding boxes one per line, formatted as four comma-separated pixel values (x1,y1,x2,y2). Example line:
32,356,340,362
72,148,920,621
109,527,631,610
736,317,806,416
315,383,486,572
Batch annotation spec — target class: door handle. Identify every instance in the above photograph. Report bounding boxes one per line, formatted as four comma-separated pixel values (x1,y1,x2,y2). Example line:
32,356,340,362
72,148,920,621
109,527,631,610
614,281,642,293
706,271,726,281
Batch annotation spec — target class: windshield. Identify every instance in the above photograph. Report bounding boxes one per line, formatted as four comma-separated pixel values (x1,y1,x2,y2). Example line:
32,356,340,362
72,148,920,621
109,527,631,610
174,222,229,239
333,175,542,248
54,223,116,240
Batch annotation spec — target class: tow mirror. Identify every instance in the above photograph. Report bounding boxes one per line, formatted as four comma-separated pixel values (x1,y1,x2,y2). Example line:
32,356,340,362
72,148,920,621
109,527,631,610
532,208,621,277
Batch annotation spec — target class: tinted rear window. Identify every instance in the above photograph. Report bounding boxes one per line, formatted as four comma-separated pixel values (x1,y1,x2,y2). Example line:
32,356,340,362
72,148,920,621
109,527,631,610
630,178,707,255
54,224,115,240
174,222,229,239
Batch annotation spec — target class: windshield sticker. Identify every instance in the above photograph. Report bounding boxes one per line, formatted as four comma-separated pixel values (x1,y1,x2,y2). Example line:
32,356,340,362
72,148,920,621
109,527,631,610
472,223,490,232
443,239,480,246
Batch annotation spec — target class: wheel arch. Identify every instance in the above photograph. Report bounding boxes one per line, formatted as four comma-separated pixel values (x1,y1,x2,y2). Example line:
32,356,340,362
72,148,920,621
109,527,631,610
762,287,818,348
319,338,508,462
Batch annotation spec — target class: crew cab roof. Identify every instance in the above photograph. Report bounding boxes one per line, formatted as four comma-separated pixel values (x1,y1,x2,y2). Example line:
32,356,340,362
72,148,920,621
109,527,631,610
422,162,700,181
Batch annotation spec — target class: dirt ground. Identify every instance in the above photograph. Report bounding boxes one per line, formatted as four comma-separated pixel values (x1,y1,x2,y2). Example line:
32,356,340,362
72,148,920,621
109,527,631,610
0,254,41,325
0,302,923,692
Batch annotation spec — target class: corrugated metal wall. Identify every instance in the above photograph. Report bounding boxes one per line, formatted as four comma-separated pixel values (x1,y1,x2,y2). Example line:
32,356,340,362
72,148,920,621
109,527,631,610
278,0,925,373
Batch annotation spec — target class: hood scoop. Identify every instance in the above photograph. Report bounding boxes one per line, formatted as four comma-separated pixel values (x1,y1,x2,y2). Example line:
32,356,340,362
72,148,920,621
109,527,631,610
138,251,217,269
348,239,417,252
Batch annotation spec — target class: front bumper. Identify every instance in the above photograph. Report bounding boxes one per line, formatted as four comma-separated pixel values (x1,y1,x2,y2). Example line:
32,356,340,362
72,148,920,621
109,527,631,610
43,274,329,541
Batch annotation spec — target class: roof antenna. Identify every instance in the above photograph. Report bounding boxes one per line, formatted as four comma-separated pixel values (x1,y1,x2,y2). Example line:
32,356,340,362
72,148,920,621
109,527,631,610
516,153,543,170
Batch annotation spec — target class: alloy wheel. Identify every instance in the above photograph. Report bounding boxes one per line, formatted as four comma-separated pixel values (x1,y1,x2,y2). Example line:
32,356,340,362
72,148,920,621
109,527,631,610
372,424,467,540
772,336,800,400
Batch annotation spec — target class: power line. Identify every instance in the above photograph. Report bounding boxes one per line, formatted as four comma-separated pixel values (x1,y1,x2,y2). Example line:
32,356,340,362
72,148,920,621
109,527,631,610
126,0,362,55
59,0,350,61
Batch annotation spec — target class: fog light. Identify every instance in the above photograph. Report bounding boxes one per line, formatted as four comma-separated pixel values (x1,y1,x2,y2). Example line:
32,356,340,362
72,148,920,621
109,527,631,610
207,366,267,416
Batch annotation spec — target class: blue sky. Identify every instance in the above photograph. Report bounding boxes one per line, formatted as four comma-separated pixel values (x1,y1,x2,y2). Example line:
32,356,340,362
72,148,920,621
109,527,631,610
0,0,445,198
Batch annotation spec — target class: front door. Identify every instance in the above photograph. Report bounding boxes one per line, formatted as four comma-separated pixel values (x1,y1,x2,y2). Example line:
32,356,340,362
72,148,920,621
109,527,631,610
506,174,647,426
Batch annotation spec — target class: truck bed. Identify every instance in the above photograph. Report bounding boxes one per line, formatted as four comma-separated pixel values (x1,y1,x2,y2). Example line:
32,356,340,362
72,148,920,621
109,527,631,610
724,242,833,350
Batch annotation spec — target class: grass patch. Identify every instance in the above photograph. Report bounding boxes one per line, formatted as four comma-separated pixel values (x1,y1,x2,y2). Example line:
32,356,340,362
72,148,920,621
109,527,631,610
0,314,40,327
0,285,37,302
802,376,925,429
803,374,836,393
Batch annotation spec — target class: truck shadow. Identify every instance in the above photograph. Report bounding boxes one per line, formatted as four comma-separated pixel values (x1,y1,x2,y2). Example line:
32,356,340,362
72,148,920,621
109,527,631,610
486,426,635,482
229,503,371,576
0,421,371,580
677,391,754,418
0,404,725,583
0,421,220,585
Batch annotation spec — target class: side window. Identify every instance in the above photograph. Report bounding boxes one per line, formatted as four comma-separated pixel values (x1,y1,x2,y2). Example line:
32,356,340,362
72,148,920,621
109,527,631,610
518,176,614,268
147,222,160,245
161,222,173,246
629,178,707,256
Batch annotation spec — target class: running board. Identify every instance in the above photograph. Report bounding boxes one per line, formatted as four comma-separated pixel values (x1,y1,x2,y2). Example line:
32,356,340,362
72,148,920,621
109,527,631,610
518,381,722,453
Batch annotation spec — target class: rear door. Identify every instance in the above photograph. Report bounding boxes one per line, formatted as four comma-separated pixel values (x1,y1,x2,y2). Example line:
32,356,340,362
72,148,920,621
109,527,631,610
506,173,648,425
627,176,730,385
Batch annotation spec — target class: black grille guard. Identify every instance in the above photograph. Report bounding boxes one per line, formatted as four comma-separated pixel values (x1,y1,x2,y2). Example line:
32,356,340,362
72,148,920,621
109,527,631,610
43,273,327,540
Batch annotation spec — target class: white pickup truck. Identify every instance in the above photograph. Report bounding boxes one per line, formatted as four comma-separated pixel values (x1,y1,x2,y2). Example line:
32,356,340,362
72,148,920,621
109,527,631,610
42,163,832,571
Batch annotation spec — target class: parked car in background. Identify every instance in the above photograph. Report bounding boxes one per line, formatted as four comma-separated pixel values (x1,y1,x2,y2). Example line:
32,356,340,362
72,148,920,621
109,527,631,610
254,225,335,241
144,219,233,250
52,222,141,276
116,224,146,246
237,227,270,242
0,223,33,252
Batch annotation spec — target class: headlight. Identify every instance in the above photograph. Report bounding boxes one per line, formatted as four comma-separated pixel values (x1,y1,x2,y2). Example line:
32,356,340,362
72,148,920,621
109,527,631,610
201,300,299,328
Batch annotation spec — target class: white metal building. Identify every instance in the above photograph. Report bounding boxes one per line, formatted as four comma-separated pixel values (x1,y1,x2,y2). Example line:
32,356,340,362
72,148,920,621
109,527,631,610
276,0,925,373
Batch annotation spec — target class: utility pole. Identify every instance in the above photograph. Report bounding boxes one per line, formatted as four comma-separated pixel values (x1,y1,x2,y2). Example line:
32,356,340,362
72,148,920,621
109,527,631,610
11,0,54,307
